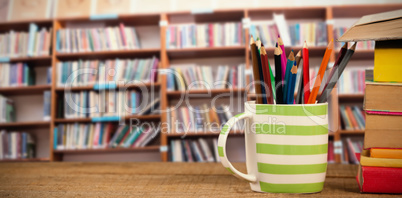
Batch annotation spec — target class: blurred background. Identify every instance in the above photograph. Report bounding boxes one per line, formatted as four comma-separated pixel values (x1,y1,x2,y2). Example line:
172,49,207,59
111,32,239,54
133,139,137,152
0,0,401,164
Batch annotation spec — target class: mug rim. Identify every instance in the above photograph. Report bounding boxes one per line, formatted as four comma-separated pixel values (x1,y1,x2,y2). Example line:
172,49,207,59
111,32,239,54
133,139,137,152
246,101,328,107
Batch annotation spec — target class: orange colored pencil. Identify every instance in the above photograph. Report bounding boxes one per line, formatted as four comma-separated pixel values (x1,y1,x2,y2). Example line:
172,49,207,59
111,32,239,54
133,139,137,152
307,40,333,104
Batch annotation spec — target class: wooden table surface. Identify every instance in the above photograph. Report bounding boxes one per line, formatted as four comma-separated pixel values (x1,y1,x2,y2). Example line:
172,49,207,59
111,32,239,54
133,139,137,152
0,162,398,197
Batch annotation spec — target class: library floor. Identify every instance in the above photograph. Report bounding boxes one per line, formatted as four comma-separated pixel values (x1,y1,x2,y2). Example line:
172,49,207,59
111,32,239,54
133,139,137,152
0,162,398,197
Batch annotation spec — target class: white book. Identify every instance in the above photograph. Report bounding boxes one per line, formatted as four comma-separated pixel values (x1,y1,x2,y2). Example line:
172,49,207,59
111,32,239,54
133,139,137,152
198,138,214,162
213,138,221,162
274,13,291,46
173,140,183,162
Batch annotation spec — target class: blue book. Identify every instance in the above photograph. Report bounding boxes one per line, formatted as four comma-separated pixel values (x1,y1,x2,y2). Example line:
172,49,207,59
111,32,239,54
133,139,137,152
53,128,58,150
98,123,104,145
27,23,38,57
56,31,60,52
22,133,27,159
131,92,137,114
123,127,143,148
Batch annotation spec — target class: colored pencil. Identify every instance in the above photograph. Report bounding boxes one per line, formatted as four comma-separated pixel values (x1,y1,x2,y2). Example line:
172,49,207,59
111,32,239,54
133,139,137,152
302,41,310,104
249,36,263,104
318,43,356,103
260,46,274,104
274,44,284,104
307,40,333,104
320,43,348,95
255,41,267,104
287,61,298,104
295,50,303,104
278,36,287,81
283,50,295,103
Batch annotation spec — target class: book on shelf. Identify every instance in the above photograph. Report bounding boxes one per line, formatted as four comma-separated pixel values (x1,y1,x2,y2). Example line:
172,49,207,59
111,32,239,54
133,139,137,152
334,137,363,165
54,123,160,150
339,105,365,131
0,95,15,123
337,68,367,94
0,23,51,58
166,22,243,49
56,23,141,53
57,57,159,87
167,104,241,134
170,137,219,162
167,64,245,91
60,90,160,119
334,27,374,50
47,67,52,85
0,130,35,160
250,20,327,47
0,63,36,87
327,140,335,164
43,91,51,121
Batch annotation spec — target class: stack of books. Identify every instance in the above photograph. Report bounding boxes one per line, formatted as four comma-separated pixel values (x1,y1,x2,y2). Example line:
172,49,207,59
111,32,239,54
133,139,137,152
0,130,36,160
0,95,15,123
57,57,159,87
166,22,243,49
167,64,245,91
59,90,160,119
170,138,220,162
250,22,327,47
345,19,402,193
339,105,365,131
56,23,141,53
0,63,36,87
54,123,160,150
0,23,52,57
167,104,241,133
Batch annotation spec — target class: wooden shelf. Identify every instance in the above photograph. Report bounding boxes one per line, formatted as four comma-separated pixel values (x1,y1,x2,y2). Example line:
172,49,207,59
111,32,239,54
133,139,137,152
248,7,326,20
332,4,402,18
54,115,161,123
339,130,365,135
55,49,160,60
167,10,244,23
167,46,245,59
55,82,161,92
53,146,160,154
0,85,51,95
167,130,244,137
0,19,52,32
338,94,364,100
0,121,50,129
0,158,50,162
167,88,246,99
7,56,52,66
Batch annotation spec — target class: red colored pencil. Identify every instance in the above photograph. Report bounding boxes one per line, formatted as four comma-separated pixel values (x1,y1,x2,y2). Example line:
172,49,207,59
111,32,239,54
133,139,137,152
260,46,274,104
302,41,310,104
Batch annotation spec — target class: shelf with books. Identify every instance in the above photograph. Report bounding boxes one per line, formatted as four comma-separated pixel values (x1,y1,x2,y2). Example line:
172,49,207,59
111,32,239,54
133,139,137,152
167,130,244,137
55,82,161,92
167,46,246,59
55,49,161,60
54,115,161,123
0,121,50,129
0,85,51,96
0,158,50,162
7,56,52,66
166,88,246,99
53,145,160,154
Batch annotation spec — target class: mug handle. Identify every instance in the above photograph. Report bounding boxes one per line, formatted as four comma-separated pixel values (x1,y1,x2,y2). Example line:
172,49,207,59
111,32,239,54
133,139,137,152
218,113,257,182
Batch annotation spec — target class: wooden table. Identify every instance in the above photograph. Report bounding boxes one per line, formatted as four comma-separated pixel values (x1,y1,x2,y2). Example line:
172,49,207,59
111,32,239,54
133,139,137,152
0,162,398,197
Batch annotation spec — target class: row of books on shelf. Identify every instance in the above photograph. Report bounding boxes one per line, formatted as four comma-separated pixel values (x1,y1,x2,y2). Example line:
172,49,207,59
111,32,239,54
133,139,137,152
0,23,51,58
328,138,364,164
250,21,327,47
334,27,374,50
340,105,365,131
54,123,160,150
167,64,246,91
0,130,36,160
337,68,366,94
167,104,240,133
57,57,159,87
170,138,220,162
56,23,141,53
166,22,243,49
0,63,51,87
59,90,160,119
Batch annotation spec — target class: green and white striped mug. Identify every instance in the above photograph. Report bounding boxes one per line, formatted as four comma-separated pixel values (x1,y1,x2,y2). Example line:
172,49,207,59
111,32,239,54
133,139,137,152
218,101,328,193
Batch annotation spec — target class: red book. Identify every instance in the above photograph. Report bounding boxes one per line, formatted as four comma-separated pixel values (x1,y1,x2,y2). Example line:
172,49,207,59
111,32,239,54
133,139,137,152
327,140,335,163
17,63,23,86
119,23,127,48
357,165,402,193
345,106,359,130
208,24,213,47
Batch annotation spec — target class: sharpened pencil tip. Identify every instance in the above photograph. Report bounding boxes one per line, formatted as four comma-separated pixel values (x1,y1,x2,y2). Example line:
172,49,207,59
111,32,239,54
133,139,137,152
303,41,308,49
342,42,348,49
250,36,255,44
350,42,357,50
296,50,301,57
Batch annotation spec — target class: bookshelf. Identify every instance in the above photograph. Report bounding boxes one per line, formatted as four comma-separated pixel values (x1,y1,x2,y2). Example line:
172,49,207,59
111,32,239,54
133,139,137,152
1,4,401,163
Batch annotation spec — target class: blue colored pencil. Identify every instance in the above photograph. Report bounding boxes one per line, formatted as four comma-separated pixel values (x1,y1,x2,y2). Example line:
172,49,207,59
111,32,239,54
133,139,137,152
283,50,295,103
287,61,298,104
